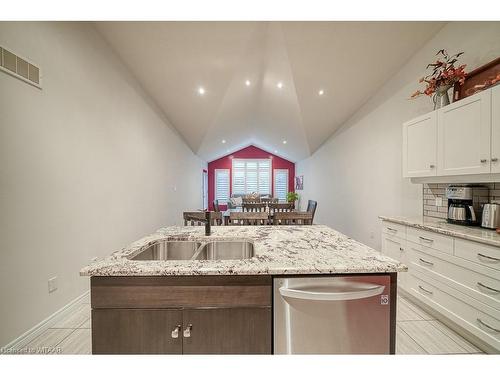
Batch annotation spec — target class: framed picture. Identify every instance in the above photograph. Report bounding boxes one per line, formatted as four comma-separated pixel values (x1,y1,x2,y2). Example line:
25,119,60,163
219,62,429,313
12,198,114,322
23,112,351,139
295,175,303,190
453,57,500,101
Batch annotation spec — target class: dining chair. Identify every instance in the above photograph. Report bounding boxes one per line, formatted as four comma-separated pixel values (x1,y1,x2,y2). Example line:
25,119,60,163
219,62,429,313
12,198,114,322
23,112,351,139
306,200,318,223
229,211,269,225
183,211,222,226
272,212,313,225
213,200,220,212
268,202,294,214
261,197,278,204
242,203,267,212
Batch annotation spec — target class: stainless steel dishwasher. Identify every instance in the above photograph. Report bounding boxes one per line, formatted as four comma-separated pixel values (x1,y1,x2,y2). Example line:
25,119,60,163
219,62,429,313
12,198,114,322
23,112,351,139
274,275,392,354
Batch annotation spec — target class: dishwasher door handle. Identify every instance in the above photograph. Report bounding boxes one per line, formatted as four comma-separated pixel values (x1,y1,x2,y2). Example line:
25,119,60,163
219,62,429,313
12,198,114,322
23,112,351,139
279,283,385,301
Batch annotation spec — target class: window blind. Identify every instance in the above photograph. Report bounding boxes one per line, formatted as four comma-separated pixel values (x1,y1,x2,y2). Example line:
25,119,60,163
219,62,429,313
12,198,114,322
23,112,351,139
274,169,289,202
215,169,230,203
232,159,271,195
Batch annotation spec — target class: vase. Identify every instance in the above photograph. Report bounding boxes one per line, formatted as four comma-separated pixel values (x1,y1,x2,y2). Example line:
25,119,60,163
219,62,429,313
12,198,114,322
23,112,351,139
433,84,452,110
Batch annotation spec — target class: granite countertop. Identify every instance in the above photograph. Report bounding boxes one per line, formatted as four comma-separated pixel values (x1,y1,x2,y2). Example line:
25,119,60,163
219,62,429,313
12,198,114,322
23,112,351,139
379,215,500,248
80,225,407,276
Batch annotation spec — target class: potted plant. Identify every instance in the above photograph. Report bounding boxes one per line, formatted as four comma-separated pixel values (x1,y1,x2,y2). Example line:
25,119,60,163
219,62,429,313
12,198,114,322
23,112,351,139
411,49,467,109
287,192,299,209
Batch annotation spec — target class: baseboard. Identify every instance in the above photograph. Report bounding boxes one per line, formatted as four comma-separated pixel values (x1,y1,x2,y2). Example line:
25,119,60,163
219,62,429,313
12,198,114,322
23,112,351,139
2,290,90,352
398,287,498,354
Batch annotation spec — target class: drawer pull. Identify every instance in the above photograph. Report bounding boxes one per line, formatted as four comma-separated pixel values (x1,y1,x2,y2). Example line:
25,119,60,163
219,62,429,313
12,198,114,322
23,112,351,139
418,285,433,294
183,324,193,338
419,258,434,266
477,318,500,333
477,253,500,262
418,236,434,243
387,227,398,233
477,282,500,293
171,325,181,339
399,247,404,252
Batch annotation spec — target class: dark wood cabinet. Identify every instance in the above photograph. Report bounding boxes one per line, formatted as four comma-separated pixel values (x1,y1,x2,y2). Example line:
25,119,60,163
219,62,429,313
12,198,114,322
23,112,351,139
182,307,271,354
92,309,183,354
91,275,272,354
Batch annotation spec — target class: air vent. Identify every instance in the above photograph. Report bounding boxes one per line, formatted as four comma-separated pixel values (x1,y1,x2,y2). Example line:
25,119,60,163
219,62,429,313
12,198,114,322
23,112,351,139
0,46,41,88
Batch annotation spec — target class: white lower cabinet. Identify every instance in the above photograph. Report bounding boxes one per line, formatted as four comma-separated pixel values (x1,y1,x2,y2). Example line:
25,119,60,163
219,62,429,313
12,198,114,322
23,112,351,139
381,220,500,352
409,269,500,350
381,234,408,288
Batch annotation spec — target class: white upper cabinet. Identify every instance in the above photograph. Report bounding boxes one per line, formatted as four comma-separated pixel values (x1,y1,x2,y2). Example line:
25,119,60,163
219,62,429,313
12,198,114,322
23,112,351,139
437,90,491,175
402,112,437,177
492,85,500,174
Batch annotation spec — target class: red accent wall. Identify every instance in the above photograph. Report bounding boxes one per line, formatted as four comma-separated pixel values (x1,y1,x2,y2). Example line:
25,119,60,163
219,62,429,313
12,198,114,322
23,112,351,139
208,145,295,210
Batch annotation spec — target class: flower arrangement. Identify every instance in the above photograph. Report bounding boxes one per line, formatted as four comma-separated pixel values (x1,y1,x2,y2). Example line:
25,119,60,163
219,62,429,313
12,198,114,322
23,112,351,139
411,49,467,99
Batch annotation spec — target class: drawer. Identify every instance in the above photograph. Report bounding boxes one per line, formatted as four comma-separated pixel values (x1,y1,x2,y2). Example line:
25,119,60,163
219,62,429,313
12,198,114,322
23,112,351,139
407,227,453,255
408,244,500,310
91,276,272,308
408,270,500,351
455,238,500,272
381,221,406,239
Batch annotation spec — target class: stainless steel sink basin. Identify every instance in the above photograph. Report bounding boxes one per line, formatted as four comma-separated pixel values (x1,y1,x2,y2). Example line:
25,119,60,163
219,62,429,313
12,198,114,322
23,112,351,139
130,240,254,261
130,241,201,261
193,241,254,260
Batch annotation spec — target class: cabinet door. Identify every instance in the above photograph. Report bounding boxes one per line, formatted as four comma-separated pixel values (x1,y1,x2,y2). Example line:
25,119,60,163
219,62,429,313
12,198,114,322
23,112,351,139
182,308,271,354
402,112,437,177
92,309,182,354
382,235,407,288
437,90,492,175
492,85,500,173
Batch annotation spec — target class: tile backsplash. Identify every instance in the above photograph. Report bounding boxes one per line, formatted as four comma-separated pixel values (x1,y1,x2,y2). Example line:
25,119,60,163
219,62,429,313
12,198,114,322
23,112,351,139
423,183,500,219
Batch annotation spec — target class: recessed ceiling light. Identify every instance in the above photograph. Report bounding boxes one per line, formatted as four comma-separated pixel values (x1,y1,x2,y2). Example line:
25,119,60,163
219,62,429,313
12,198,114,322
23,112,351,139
282,140,287,144
245,80,251,86
318,89,325,96
221,139,226,144
198,87,205,95
277,82,283,89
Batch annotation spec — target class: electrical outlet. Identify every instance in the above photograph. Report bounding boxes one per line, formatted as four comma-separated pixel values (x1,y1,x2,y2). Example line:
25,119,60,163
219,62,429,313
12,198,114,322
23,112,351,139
48,276,58,293
435,197,443,206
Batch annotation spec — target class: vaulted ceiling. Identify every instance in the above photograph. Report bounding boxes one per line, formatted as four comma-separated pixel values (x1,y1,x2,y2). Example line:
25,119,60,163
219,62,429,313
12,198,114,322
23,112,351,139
95,21,445,162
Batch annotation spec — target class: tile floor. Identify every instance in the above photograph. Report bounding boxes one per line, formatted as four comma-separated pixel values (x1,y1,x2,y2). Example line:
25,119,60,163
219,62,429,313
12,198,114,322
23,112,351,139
17,294,482,354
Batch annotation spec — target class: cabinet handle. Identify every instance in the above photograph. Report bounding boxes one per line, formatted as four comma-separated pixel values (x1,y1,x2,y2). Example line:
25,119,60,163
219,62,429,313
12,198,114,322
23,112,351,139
477,318,500,333
480,159,487,163
387,227,398,233
419,258,434,266
418,236,434,243
429,164,435,169
399,247,404,252
492,157,499,162
418,285,433,295
477,253,500,262
477,282,500,293
183,324,193,338
171,325,181,339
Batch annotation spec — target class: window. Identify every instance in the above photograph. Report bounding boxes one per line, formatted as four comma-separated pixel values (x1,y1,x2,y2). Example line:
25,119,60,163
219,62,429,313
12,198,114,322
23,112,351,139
232,159,271,195
215,169,230,203
274,169,289,202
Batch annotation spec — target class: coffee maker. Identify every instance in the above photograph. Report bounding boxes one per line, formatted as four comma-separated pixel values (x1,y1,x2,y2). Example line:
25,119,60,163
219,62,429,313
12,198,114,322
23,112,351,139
446,185,489,226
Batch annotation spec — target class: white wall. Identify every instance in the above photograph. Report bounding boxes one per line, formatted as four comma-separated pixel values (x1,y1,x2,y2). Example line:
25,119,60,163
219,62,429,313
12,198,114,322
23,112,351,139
296,22,500,249
0,22,205,346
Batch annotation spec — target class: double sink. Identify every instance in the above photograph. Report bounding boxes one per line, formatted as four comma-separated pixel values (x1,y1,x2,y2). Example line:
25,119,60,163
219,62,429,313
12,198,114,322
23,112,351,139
130,240,255,261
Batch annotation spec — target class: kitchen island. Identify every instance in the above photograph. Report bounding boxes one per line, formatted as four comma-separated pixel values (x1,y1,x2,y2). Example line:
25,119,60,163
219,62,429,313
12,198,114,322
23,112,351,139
81,225,406,354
